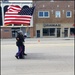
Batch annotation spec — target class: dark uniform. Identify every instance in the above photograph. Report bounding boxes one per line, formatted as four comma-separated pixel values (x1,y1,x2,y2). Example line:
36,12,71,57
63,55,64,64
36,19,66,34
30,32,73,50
15,32,25,59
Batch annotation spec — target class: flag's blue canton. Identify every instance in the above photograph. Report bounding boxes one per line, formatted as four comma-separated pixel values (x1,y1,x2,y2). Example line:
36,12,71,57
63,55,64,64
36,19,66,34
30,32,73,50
18,6,35,15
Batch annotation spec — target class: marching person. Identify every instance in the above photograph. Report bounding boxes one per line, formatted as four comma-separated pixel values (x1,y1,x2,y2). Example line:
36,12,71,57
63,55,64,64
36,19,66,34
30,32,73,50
15,30,27,59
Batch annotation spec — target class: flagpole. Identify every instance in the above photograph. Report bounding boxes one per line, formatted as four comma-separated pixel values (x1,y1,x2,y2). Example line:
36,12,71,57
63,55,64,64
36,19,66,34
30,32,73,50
25,2,33,37
26,2,33,37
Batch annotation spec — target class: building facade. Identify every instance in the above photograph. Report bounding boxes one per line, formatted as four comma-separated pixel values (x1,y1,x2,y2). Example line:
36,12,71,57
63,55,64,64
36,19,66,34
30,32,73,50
0,1,75,38
33,1,74,38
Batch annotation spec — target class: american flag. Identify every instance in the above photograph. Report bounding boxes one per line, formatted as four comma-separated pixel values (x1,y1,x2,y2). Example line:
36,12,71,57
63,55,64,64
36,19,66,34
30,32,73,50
4,5,35,26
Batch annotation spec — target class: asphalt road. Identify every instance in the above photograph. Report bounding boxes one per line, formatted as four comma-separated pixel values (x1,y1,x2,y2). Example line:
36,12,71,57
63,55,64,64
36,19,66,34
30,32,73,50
1,38,74,75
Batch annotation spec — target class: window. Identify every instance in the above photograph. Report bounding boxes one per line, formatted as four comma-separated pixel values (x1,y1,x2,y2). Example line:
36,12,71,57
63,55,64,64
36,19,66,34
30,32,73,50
38,11,49,18
55,11,61,18
4,30,9,32
49,28,55,36
43,28,55,36
66,11,72,18
43,28,49,36
44,12,48,17
39,12,43,17
70,28,75,36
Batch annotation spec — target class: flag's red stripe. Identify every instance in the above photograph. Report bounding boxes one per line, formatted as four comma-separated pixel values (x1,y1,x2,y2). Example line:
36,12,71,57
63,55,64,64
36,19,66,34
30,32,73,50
5,15,31,18
4,21,30,25
5,19,30,21
7,5,21,12
8,8,21,12
5,17,31,21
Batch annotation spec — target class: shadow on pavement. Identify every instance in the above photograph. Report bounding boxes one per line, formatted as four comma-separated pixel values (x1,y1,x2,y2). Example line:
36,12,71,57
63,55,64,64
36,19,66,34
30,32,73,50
24,53,73,61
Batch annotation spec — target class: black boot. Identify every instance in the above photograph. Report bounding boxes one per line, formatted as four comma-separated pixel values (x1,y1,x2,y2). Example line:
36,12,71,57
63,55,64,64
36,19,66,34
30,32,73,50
15,55,19,59
23,53,27,56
